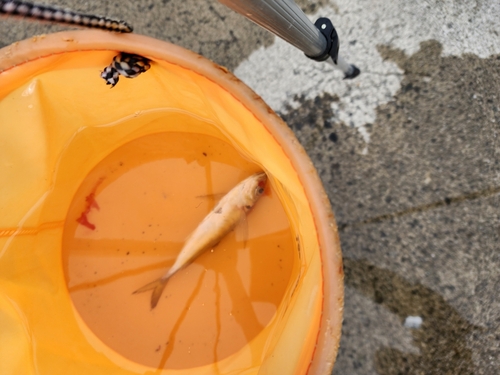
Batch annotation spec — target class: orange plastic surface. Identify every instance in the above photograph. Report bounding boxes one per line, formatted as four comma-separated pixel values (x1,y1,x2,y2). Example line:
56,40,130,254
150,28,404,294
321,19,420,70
0,31,343,375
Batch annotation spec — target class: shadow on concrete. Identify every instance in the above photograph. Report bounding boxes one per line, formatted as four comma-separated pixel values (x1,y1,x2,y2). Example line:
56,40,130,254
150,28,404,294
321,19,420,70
343,257,482,375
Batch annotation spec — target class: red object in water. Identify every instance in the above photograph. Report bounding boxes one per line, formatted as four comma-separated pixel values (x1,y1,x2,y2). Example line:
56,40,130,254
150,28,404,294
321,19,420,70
76,185,101,230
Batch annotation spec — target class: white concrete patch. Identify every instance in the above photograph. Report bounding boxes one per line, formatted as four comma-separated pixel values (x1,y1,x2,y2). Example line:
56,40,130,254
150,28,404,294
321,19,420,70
234,0,500,146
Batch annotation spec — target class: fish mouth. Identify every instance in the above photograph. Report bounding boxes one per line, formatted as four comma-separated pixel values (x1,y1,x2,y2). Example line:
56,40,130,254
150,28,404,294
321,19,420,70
255,171,268,187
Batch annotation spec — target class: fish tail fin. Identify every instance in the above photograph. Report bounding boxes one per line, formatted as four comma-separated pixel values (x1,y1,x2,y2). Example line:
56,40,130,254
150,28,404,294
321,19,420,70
133,278,169,309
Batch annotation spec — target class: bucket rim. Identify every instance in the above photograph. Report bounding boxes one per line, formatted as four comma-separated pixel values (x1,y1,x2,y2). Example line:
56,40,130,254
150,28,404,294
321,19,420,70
0,30,343,374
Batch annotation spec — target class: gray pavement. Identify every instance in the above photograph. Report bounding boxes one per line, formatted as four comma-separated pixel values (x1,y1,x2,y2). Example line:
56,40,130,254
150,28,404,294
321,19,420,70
1,1,499,374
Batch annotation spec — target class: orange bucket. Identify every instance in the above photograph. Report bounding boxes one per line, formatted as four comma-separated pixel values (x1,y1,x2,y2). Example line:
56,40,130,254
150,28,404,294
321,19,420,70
0,30,343,374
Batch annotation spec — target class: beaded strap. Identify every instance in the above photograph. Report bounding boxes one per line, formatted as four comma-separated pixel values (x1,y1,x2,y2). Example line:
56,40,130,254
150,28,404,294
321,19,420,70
1,0,132,32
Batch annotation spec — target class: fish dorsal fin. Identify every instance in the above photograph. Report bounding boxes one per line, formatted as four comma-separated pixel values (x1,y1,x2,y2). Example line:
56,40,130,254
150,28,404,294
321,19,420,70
194,193,227,217
195,192,227,203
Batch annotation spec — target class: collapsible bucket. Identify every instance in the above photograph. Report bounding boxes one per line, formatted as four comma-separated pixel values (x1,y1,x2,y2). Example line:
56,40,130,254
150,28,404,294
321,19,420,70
0,30,343,375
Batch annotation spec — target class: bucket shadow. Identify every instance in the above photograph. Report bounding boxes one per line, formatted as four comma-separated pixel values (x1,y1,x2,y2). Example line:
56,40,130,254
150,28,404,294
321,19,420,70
342,258,482,375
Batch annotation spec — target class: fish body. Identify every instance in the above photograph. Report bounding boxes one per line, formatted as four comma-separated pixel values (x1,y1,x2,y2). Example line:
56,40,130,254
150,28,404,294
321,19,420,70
134,172,267,309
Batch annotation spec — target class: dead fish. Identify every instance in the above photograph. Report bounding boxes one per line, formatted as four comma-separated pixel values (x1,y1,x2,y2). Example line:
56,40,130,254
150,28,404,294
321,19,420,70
134,172,267,309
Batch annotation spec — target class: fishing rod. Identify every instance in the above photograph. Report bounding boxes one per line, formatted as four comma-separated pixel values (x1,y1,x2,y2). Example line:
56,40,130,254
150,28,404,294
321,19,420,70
218,0,360,79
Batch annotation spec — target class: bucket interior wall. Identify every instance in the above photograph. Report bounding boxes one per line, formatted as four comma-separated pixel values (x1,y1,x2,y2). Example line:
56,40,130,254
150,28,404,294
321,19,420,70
0,35,340,375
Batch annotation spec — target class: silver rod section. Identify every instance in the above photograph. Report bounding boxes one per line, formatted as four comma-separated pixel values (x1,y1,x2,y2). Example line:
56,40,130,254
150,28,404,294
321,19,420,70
219,0,360,79
219,0,327,59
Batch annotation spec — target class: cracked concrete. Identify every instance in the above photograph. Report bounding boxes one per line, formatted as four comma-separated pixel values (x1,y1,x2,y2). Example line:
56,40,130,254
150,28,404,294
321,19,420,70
1,0,499,374
280,40,500,374
280,40,500,224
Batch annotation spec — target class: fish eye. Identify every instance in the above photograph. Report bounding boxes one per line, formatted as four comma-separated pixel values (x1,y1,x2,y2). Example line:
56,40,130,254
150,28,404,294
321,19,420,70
245,205,252,210
256,187,264,195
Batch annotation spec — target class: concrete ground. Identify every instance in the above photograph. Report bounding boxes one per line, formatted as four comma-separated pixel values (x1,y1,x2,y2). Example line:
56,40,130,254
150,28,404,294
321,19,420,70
1,1,498,374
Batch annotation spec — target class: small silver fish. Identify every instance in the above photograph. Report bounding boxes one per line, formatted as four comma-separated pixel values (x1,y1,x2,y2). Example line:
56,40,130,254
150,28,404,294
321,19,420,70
134,172,267,309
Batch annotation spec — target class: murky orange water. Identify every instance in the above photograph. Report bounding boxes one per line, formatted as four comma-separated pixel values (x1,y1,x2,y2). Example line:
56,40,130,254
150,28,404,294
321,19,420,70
62,132,297,370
